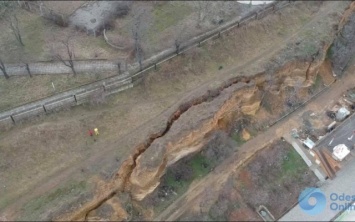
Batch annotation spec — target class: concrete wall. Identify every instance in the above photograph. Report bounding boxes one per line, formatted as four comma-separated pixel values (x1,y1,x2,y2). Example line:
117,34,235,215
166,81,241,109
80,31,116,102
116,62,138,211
125,1,292,77
44,96,77,113
0,1,292,130
0,74,133,130
4,60,121,76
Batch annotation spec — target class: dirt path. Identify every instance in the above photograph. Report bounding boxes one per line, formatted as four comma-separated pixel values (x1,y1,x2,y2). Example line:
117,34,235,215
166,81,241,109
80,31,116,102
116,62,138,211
0,1,344,220
154,63,355,221
4,60,120,76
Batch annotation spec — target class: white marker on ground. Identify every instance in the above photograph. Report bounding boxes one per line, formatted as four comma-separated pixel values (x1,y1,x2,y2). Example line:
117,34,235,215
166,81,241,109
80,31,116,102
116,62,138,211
329,137,334,146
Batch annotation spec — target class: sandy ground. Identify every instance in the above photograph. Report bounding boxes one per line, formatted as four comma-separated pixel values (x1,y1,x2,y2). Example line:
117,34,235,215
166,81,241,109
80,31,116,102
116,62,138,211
154,64,355,221
0,1,351,220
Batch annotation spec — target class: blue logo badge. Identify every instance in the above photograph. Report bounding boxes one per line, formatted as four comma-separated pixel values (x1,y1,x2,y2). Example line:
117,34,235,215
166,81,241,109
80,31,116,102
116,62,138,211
298,187,326,215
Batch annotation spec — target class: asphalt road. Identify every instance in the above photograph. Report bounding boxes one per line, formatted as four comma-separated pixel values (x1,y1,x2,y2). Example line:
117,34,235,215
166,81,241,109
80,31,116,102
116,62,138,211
318,113,355,153
279,114,355,221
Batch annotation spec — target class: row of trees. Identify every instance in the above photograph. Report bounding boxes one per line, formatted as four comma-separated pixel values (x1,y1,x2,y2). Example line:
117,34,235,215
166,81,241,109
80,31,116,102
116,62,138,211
0,1,224,78
0,1,22,78
0,1,77,79
130,1,224,72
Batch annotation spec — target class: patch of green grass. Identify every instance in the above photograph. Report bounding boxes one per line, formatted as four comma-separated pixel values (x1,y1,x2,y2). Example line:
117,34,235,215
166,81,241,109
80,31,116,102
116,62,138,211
302,42,318,56
310,74,323,93
326,43,334,59
165,153,211,190
21,15,46,59
313,74,322,88
189,153,211,177
165,170,185,190
146,2,193,43
280,148,308,179
20,180,88,220
231,131,246,146
155,153,212,213
152,3,192,33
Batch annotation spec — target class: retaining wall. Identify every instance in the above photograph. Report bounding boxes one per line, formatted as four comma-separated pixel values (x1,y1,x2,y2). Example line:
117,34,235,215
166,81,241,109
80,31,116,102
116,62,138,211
0,1,293,130
0,73,133,130
3,60,122,76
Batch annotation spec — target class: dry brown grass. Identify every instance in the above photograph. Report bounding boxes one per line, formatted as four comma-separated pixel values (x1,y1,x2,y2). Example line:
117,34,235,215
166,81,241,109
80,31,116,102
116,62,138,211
0,1,342,220
0,1,316,112
0,71,116,111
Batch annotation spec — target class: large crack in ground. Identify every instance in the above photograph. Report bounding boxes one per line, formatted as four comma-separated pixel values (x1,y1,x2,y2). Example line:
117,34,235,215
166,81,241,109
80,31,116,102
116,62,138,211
82,57,332,220
82,75,255,220
60,2,355,221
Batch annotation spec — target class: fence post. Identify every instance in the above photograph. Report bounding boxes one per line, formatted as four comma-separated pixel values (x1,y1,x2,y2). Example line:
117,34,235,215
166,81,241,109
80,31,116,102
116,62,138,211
43,105,47,113
175,40,180,55
218,32,221,38
10,115,15,124
154,63,157,70
74,95,77,103
25,63,32,78
118,63,121,75
237,22,240,27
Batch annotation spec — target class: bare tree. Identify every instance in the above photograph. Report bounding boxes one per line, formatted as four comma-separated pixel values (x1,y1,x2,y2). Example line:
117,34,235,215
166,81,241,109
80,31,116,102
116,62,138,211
55,37,76,75
0,1,24,46
195,1,212,28
5,14,24,46
174,24,187,55
0,1,15,17
23,60,32,77
0,57,9,79
132,10,146,71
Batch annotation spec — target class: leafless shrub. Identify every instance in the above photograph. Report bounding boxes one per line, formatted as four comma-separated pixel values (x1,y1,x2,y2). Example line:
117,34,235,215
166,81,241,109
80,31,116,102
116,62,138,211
89,90,106,106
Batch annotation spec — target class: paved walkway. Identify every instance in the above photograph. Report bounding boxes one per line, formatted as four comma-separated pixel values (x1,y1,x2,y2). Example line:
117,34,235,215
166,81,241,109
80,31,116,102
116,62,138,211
283,134,327,181
2,60,121,76
279,153,355,221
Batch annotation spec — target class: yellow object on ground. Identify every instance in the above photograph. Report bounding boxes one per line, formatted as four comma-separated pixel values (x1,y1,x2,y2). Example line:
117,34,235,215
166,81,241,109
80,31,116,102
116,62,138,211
94,128,99,136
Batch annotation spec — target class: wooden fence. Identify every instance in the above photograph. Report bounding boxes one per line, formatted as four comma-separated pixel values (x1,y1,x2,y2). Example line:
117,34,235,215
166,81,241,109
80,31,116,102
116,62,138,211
0,1,295,130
